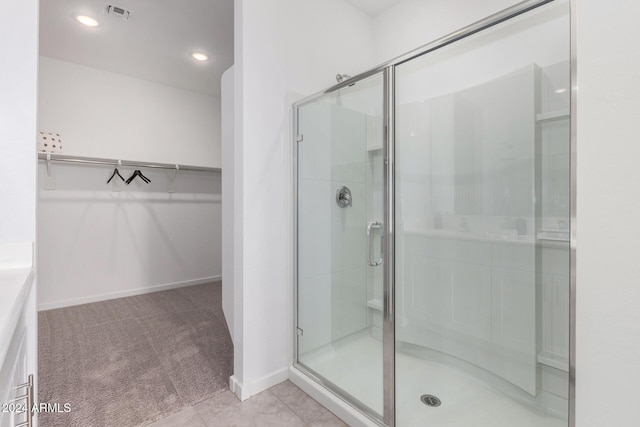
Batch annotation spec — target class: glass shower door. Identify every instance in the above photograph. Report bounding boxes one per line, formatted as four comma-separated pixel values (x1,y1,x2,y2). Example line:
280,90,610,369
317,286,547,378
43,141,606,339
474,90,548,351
295,73,385,420
394,1,570,426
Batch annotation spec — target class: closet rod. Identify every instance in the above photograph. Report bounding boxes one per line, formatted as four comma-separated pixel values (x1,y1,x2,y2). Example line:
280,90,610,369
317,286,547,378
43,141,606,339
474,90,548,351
37,153,221,173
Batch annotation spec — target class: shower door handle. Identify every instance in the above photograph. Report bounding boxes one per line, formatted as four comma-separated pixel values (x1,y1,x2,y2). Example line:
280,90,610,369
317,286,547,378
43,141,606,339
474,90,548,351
367,221,383,267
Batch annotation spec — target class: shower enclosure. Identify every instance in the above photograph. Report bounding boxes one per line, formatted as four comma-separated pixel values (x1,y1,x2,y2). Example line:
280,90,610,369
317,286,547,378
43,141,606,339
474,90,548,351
293,1,572,426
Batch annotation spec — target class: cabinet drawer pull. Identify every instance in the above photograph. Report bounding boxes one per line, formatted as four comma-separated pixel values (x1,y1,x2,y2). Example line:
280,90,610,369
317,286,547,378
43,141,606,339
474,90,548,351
7,393,29,403
12,374,34,427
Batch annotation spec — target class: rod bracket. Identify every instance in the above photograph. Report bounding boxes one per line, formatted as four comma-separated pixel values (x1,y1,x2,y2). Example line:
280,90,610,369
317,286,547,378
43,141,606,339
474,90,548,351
44,154,56,190
168,164,179,193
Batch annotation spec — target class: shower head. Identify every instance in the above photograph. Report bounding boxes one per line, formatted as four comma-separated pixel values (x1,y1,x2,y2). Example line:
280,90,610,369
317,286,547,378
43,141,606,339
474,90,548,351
336,74,352,83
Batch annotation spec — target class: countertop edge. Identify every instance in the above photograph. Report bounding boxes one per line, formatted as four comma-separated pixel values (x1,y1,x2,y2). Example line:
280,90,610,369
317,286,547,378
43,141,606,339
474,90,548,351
0,268,35,366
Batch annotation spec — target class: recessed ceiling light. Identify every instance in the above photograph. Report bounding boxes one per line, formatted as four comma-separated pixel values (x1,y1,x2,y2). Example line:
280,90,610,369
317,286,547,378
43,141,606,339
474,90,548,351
555,88,568,94
191,52,210,62
76,15,99,27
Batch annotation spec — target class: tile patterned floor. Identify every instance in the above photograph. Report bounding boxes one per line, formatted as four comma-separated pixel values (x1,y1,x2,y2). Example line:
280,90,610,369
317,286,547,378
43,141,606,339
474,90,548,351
145,381,347,427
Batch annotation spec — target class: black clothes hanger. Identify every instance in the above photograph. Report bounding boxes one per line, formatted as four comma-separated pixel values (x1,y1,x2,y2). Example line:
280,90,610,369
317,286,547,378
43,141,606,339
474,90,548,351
138,172,151,183
107,168,125,184
125,170,151,185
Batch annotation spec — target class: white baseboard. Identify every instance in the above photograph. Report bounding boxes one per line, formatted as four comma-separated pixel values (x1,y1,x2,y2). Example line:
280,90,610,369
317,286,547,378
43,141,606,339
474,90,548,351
288,366,379,427
229,375,247,400
230,367,289,401
37,276,222,311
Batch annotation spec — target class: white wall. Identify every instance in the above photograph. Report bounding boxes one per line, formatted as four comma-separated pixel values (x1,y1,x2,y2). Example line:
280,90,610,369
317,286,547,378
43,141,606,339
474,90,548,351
38,56,221,168
36,56,223,309
221,66,235,340
0,0,38,245
232,0,374,398
372,0,519,64
37,163,221,310
0,0,38,412
575,1,640,426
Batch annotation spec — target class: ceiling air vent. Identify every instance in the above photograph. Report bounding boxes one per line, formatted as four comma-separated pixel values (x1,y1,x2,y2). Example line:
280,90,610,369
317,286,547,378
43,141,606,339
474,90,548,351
104,4,131,20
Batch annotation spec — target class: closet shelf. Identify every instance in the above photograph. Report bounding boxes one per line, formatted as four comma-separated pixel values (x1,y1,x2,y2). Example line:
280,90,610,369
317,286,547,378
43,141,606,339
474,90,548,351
37,153,221,173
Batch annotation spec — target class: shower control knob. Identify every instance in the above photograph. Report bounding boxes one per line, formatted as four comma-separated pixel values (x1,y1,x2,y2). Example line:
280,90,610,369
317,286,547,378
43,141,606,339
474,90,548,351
336,186,352,208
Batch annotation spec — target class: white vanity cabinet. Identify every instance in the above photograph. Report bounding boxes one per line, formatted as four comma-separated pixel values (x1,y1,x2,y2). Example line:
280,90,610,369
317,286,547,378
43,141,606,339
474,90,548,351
0,267,37,427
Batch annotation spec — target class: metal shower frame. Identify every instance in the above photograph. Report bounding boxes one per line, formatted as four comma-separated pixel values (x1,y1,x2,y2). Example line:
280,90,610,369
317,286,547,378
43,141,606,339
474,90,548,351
292,0,576,425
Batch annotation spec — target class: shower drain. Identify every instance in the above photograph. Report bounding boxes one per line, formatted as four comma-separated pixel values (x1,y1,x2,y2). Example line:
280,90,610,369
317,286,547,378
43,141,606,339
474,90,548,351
420,394,441,407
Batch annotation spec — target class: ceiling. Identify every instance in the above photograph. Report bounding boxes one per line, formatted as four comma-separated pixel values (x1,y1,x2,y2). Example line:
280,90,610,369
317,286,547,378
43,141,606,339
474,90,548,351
344,0,405,16
39,0,234,97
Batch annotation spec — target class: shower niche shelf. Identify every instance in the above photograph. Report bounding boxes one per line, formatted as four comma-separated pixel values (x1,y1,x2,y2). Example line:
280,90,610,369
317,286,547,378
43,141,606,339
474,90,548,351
537,351,569,372
536,109,569,123
365,115,383,152
367,298,383,311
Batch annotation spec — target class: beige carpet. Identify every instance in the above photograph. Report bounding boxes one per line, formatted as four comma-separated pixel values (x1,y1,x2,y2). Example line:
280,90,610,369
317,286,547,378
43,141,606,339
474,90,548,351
38,282,233,427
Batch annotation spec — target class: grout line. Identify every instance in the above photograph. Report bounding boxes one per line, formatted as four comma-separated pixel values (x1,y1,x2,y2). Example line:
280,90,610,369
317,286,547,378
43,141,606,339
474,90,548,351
139,405,198,427
268,385,328,426
190,386,230,407
194,408,210,427
266,389,311,426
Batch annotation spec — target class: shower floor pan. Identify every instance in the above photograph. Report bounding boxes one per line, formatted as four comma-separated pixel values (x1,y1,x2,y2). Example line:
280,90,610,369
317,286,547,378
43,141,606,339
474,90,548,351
300,331,566,427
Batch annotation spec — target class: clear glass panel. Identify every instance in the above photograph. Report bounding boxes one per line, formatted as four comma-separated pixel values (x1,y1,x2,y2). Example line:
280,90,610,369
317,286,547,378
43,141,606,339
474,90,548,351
394,1,570,426
296,73,385,417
